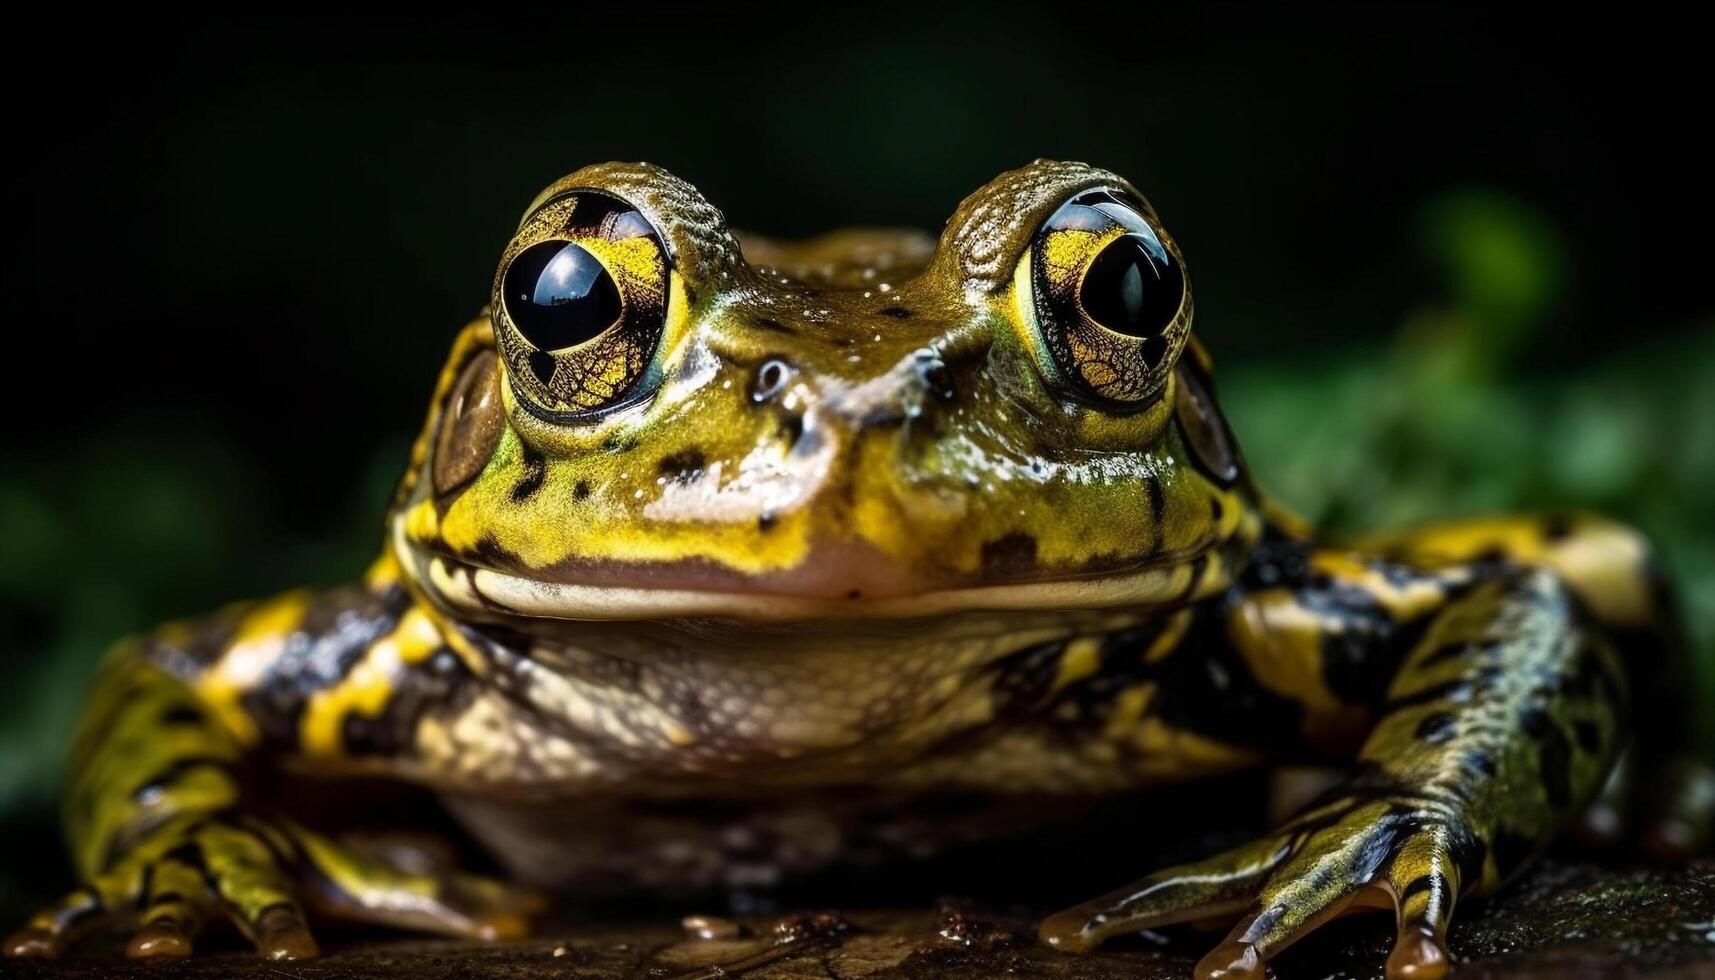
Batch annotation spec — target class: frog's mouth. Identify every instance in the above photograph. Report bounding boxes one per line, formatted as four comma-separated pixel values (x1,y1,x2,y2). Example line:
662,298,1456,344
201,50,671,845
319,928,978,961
394,521,1226,624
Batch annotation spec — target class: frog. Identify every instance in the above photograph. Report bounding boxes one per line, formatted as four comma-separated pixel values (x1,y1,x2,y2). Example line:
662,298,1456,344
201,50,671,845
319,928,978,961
8,160,1711,980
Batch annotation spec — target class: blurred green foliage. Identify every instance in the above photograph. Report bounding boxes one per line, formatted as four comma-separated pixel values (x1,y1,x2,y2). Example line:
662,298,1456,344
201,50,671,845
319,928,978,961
1226,187,1715,738
0,186,1709,825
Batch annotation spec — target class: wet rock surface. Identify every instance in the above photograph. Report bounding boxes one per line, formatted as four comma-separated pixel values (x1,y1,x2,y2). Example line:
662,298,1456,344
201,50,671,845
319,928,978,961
2,860,1711,979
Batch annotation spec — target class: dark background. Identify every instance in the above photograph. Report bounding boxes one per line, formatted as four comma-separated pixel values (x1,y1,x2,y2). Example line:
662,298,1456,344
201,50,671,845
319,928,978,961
3,3,1711,897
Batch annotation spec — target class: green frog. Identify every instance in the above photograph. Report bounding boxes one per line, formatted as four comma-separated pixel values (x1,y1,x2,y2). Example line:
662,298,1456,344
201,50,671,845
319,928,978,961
8,161,1710,980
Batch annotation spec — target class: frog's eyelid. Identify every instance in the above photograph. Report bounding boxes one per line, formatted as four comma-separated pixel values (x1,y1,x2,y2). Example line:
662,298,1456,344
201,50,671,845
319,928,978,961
1038,189,1156,237
607,210,657,241
520,188,677,268
1048,203,1113,233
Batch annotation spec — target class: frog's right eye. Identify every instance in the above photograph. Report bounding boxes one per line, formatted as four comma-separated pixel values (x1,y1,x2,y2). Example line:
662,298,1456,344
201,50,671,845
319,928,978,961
492,191,671,418
1023,188,1192,406
504,241,622,351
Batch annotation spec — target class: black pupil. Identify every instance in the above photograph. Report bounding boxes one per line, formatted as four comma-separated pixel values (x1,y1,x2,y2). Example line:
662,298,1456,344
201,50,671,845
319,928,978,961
1080,234,1183,339
503,241,622,350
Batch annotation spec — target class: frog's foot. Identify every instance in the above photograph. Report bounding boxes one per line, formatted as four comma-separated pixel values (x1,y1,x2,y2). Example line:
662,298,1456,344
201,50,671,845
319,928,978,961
5,817,322,960
290,819,544,941
1040,799,1474,980
3,817,541,959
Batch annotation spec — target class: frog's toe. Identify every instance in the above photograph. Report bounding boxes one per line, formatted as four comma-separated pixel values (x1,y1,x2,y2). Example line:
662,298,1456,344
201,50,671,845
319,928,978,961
1195,800,1466,980
4,887,106,958
125,851,210,957
290,821,541,941
1043,799,1475,980
194,821,321,958
1038,834,1287,952
6,820,320,960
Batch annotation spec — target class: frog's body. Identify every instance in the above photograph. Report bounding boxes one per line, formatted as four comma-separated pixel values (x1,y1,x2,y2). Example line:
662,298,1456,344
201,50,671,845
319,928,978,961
9,162,1709,980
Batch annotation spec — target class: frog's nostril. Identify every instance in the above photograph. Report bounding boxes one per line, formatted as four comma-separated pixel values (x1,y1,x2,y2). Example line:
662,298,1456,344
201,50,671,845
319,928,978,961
913,353,957,402
750,357,795,404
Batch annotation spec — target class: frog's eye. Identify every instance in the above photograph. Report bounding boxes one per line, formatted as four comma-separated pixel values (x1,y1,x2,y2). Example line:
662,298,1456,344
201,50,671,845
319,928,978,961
504,242,621,351
493,191,671,417
1026,188,1191,404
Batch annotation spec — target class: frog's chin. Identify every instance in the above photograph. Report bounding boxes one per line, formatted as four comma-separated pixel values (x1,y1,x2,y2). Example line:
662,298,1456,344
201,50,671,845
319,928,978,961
394,524,1226,624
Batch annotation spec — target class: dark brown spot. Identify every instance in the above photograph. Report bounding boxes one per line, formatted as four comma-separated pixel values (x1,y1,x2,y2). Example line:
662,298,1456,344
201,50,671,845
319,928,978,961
752,316,794,334
1146,478,1167,525
758,512,777,532
1398,872,1450,903
471,535,520,568
1420,642,1474,667
989,640,1071,719
1523,708,1574,808
129,757,231,804
657,449,706,485
511,445,547,502
433,350,505,498
527,349,557,385
573,480,592,501
157,705,204,727
1415,711,1457,743
1543,512,1576,542
878,306,913,319
981,534,1038,578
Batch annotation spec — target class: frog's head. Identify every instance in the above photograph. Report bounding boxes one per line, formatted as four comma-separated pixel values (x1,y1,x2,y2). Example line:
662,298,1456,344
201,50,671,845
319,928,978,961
389,161,1262,623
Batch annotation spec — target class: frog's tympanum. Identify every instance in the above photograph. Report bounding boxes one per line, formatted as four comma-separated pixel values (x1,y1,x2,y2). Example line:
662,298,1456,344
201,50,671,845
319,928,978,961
11,162,1711,979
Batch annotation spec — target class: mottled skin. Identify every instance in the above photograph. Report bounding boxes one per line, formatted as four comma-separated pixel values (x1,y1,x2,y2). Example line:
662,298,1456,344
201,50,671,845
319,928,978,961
8,162,1710,979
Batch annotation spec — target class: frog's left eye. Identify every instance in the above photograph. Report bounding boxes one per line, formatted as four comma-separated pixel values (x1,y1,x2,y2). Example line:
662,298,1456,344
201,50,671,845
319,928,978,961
493,191,671,417
1027,188,1191,404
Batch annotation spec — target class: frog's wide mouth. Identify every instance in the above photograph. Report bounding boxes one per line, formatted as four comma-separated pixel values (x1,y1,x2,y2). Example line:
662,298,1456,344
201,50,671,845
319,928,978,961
394,522,1223,623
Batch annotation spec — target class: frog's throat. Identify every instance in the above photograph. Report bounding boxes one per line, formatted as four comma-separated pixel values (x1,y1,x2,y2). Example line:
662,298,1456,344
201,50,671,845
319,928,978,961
391,519,1233,623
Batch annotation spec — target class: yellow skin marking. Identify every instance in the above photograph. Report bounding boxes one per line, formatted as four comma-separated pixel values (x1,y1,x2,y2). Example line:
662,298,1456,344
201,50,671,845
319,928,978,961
300,606,443,758
9,162,1710,980
193,593,317,748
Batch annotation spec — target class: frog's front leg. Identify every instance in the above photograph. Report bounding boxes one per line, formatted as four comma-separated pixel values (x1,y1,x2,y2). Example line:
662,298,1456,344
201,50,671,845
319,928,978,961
1042,556,1625,980
1364,511,1712,858
5,567,537,960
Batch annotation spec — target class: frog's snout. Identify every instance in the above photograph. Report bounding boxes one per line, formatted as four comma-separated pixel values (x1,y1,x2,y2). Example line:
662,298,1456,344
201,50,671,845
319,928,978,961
796,341,980,436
